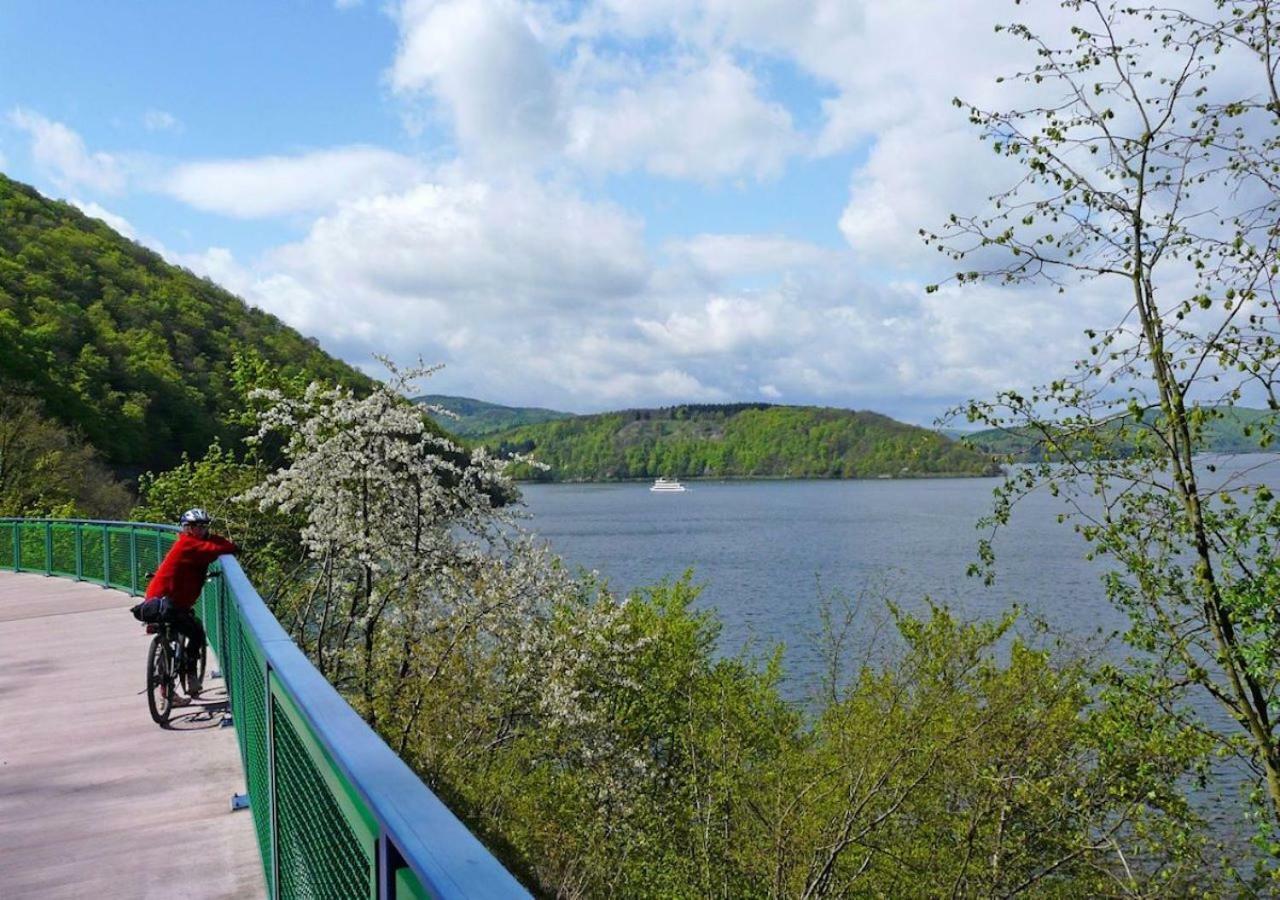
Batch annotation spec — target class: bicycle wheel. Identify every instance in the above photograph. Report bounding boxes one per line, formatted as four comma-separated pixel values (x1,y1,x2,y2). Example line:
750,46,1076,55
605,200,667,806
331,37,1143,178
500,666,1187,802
175,637,206,697
146,634,173,725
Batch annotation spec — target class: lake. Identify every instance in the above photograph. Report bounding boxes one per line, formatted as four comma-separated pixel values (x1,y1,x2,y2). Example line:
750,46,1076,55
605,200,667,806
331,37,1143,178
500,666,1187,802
518,474,1124,692
520,458,1280,687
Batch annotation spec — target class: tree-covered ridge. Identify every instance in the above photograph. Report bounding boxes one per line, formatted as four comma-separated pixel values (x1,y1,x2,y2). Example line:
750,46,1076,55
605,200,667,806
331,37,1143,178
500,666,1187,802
959,406,1280,461
0,173,371,470
415,393,572,438
490,403,1000,480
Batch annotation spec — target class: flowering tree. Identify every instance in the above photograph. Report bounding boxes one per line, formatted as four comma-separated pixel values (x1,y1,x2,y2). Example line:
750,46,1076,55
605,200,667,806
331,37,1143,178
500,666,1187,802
240,361,529,722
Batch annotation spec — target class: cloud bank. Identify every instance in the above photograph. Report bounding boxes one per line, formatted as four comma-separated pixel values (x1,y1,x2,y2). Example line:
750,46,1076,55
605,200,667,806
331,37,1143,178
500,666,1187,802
5,0,1164,422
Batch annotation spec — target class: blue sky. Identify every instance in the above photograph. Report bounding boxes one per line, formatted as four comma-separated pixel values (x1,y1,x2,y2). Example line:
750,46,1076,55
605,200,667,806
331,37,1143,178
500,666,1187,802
0,0,1094,422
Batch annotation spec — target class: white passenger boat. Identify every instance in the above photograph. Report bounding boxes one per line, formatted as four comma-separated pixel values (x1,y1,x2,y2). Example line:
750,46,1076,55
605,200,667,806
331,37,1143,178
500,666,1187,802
649,476,687,492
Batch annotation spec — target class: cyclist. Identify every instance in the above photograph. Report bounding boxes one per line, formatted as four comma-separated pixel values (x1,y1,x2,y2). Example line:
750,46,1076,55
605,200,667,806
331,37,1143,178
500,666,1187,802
142,508,238,697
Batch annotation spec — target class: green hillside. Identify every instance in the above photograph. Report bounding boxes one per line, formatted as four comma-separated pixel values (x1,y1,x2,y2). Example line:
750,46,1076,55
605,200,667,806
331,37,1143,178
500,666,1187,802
960,407,1280,460
488,403,1000,481
416,394,572,438
0,173,371,470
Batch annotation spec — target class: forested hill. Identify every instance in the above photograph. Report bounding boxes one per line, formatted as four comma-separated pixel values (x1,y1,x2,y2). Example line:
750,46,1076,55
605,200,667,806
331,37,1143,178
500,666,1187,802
487,404,1001,481
0,174,371,469
959,406,1280,460
415,394,572,438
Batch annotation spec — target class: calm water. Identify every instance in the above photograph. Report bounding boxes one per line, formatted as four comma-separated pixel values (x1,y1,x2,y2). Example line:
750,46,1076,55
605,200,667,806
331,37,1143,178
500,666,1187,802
520,458,1280,685
519,475,1124,690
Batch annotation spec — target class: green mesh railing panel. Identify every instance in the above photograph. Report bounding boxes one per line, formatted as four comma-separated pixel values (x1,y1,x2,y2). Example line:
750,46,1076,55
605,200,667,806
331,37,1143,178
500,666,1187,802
0,522,14,568
225,599,249,768
197,571,223,668
79,526,104,584
238,628,275,897
273,687,376,899
133,534,163,588
106,527,133,590
19,525,46,573
49,525,78,577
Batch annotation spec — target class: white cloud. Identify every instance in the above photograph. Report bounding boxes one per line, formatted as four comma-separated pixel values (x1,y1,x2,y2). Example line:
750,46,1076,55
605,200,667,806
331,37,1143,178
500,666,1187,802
173,163,1098,420
390,0,562,163
665,234,837,281
386,1,802,180
9,108,126,193
142,109,181,132
176,177,653,402
636,295,785,356
838,120,1014,272
566,55,797,180
264,176,647,305
162,147,423,217
70,199,137,239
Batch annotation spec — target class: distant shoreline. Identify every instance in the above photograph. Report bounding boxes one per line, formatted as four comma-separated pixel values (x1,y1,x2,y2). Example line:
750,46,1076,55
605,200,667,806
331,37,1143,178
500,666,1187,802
515,471,1004,485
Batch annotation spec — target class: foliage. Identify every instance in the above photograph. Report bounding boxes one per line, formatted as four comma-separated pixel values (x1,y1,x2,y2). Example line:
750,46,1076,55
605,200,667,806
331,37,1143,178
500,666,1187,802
927,0,1280,869
0,393,131,518
411,587,1214,898
490,404,1001,481
0,173,370,469
415,394,572,438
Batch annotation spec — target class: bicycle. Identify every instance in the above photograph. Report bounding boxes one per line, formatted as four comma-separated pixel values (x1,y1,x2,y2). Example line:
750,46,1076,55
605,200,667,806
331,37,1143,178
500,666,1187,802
144,620,207,726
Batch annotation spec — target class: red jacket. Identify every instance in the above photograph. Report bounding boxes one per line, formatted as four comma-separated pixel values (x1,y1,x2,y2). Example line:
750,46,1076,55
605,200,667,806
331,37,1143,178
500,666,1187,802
145,532,239,610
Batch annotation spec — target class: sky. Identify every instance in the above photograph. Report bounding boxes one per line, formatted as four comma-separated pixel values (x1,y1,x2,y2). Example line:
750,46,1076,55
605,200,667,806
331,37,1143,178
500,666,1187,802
0,0,1130,423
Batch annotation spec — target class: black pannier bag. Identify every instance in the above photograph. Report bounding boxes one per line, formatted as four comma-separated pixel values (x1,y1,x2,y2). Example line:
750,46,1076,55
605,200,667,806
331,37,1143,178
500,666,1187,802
130,597,174,623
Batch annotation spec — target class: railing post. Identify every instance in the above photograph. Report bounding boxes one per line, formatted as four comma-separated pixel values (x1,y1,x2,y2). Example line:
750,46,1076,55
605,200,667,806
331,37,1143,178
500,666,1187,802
266,660,281,900
102,524,110,587
378,837,388,900
11,523,19,572
74,523,83,581
128,526,138,595
219,575,230,675
377,835,405,900
44,522,53,575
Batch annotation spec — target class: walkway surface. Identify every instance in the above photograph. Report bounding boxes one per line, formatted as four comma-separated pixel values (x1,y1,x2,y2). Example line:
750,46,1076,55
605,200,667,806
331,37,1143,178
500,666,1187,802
0,571,264,899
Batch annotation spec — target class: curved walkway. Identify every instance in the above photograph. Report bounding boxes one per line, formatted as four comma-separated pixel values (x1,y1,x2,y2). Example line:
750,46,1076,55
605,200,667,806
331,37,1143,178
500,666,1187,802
0,571,263,899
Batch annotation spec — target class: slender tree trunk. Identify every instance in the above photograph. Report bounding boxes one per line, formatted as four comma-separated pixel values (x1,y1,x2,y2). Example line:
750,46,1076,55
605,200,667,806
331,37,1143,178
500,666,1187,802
1130,202,1280,822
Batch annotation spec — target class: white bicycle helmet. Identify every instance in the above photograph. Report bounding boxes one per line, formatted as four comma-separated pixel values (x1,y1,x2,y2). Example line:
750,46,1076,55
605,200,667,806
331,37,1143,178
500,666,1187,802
179,507,211,526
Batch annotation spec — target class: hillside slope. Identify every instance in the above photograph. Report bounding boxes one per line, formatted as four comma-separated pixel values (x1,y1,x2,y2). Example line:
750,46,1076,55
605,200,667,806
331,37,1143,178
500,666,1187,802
0,174,371,469
488,404,1000,481
416,394,572,438
960,407,1280,460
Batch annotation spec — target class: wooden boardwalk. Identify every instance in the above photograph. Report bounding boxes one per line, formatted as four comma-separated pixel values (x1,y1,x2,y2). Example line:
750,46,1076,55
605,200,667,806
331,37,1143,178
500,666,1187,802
0,571,264,899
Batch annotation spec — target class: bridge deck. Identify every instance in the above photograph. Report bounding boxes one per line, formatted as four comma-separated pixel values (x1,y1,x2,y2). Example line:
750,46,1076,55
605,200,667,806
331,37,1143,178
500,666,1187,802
0,571,264,899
